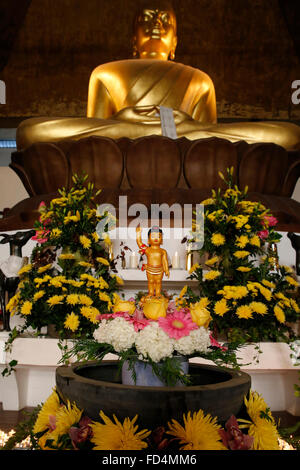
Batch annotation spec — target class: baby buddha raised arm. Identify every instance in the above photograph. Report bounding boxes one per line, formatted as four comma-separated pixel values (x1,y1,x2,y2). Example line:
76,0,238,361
136,224,169,299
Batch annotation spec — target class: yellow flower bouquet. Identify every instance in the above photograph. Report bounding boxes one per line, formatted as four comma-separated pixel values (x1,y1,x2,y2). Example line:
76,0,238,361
185,168,300,344
6,174,119,338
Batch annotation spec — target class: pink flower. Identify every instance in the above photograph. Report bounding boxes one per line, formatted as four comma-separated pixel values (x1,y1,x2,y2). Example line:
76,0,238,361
127,309,151,332
209,334,228,351
263,215,278,227
96,309,151,332
219,415,254,450
257,229,269,240
158,310,198,340
96,312,128,321
31,229,51,244
38,201,46,213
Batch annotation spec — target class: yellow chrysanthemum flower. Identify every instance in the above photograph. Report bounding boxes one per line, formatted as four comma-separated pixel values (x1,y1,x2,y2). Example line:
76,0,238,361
204,270,221,281
90,411,150,450
50,278,63,288
59,253,76,260
66,294,80,305
79,261,93,268
50,401,83,445
282,265,294,274
18,264,32,276
250,302,268,315
167,410,226,450
211,233,225,246
239,391,280,450
112,275,124,286
37,263,52,274
92,232,100,242
205,256,219,267
79,294,93,306
103,233,112,246
33,389,61,434
249,235,260,247
236,235,249,249
33,290,46,301
214,299,229,316
232,214,249,229
99,277,109,289
79,235,92,249
6,293,20,314
201,198,215,205
257,285,272,301
47,295,64,306
261,279,275,289
68,280,84,288
285,275,298,287
64,312,80,332
236,305,253,319
21,300,33,315
50,228,62,238
99,292,111,303
234,250,250,259
80,306,100,323
237,266,251,272
181,285,189,298
218,285,248,300
189,263,200,273
96,257,110,266
274,304,285,323
290,298,300,313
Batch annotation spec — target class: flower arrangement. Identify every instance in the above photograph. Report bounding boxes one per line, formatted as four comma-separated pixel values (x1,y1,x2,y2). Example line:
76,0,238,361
63,292,240,387
2,387,290,451
6,174,121,338
182,168,300,345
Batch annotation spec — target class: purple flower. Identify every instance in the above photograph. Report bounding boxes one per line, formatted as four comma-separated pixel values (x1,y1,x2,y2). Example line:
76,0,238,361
219,415,254,450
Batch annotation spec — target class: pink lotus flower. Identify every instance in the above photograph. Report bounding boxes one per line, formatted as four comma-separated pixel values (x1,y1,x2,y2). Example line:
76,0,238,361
158,310,198,339
209,334,228,351
257,229,269,240
219,415,254,450
263,215,278,227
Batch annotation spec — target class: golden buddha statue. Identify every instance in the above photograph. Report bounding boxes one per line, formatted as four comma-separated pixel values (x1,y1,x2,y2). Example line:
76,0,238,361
136,224,169,299
16,1,300,151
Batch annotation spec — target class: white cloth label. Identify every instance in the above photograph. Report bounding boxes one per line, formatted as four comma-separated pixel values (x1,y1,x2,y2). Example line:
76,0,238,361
159,106,177,139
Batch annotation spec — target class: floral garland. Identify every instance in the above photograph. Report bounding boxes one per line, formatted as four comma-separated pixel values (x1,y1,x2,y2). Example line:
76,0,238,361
1,388,286,451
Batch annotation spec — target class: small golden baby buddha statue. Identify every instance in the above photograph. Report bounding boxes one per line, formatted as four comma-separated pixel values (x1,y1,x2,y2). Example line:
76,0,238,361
136,224,169,299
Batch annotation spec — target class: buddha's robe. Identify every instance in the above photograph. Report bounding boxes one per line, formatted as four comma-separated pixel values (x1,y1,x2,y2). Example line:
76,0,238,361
16,59,300,151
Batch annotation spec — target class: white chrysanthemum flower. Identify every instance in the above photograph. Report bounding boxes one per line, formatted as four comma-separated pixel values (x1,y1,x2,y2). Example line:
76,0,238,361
93,319,108,343
174,334,196,356
135,322,174,362
93,317,137,352
107,317,137,352
174,326,210,356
